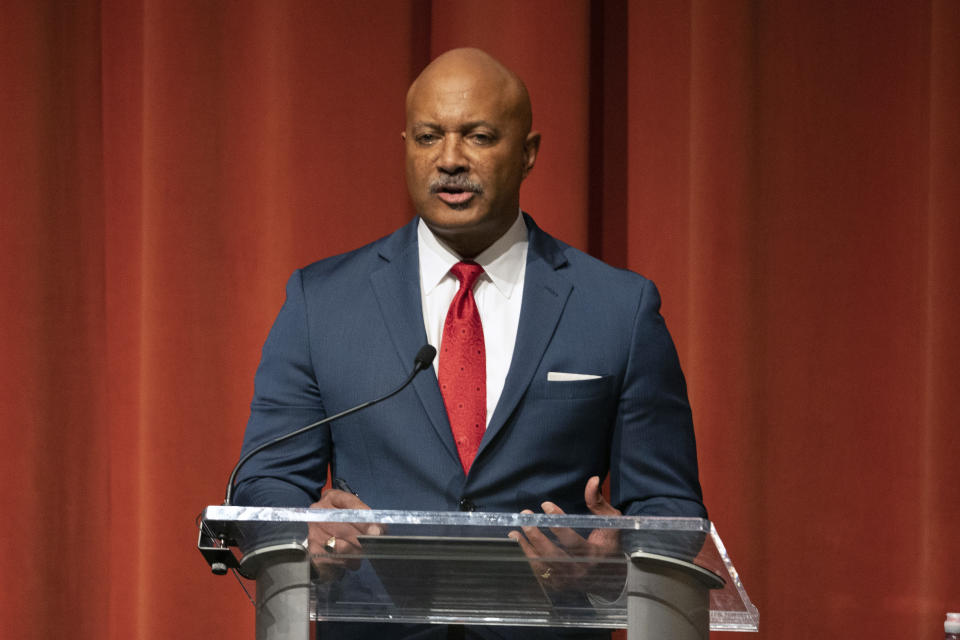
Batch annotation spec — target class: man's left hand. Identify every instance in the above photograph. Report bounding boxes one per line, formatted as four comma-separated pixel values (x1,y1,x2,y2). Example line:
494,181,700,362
509,476,622,592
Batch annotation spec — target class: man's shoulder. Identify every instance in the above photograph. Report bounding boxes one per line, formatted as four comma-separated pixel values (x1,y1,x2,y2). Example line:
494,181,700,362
564,243,650,285
297,218,417,284
529,222,653,294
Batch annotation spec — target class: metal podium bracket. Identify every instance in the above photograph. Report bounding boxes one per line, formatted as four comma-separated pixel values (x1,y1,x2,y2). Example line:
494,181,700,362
197,517,242,576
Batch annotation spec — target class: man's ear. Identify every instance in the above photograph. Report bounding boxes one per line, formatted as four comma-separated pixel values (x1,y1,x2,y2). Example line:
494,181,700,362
522,131,541,178
400,131,406,142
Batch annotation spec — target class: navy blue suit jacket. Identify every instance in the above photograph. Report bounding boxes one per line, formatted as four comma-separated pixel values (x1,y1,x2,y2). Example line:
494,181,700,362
234,214,704,519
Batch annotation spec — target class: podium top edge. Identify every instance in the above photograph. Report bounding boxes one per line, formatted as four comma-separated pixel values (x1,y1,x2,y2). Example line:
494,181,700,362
200,505,711,531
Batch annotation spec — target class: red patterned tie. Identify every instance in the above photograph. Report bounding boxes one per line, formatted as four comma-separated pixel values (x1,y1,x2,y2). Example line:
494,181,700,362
439,261,486,473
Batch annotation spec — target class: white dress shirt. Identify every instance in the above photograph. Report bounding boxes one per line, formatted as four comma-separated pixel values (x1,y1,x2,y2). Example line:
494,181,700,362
418,213,528,427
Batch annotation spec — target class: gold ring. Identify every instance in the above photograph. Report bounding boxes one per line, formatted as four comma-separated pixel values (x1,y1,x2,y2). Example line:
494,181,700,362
324,536,337,552
540,568,552,580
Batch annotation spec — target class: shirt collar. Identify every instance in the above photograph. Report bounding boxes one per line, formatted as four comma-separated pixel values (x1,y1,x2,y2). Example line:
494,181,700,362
418,211,528,298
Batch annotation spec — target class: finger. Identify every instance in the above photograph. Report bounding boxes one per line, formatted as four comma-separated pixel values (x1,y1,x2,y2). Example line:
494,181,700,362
508,530,535,556
307,528,348,566
308,521,375,554
539,501,589,552
309,523,363,552
307,533,360,575
509,531,553,581
583,476,621,517
518,509,568,559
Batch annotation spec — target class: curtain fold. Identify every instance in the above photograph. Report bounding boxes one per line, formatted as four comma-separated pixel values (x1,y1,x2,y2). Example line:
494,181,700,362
2,2,957,638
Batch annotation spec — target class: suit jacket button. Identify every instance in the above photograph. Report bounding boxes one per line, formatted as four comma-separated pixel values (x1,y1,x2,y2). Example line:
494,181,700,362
458,498,477,512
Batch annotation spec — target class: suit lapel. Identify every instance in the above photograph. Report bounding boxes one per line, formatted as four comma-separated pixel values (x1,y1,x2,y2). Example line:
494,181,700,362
369,220,461,465
478,216,572,457
369,215,574,472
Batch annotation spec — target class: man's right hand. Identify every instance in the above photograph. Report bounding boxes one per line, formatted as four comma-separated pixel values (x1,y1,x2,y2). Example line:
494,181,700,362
307,489,381,578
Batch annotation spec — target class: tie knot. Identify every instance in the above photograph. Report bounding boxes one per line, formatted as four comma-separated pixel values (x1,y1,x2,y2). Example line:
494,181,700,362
450,261,484,290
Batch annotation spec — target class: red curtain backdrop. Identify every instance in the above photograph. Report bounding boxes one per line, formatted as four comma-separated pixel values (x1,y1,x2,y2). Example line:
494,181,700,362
2,1,958,638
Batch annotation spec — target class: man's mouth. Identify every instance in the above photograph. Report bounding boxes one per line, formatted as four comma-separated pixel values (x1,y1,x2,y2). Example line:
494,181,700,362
436,189,475,205
430,178,483,209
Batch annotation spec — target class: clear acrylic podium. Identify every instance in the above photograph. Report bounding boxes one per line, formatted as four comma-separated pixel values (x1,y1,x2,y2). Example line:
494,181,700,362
198,506,758,639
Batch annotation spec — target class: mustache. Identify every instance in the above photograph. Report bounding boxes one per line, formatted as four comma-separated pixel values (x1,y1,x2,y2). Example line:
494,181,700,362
429,176,484,195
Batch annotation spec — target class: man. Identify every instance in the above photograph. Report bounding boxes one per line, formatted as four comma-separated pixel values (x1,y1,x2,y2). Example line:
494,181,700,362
234,48,705,639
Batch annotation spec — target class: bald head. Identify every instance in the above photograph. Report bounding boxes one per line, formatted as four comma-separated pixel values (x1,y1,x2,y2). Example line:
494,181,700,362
406,48,533,136
402,48,540,258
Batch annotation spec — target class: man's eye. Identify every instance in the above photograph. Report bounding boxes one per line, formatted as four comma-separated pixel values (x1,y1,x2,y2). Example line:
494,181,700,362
416,134,439,145
471,134,493,145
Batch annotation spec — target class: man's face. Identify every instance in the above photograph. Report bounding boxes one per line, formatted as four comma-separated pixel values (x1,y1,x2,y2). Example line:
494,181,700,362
403,67,539,257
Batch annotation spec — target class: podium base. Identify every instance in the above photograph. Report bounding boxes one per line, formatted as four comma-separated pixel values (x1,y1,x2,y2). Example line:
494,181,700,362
242,543,310,640
627,552,724,640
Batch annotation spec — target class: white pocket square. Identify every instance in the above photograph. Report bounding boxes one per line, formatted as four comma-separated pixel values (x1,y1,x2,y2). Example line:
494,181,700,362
547,371,602,382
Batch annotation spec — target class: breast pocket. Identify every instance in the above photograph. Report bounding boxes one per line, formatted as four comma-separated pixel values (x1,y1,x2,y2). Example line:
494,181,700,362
536,374,615,400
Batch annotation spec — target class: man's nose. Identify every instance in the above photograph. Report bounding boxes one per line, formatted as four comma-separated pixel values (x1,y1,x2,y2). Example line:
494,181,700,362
436,136,467,174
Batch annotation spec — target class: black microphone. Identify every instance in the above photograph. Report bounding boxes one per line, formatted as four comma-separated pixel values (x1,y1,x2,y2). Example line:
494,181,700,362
223,345,437,506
